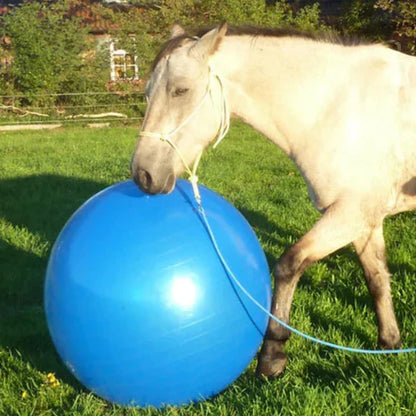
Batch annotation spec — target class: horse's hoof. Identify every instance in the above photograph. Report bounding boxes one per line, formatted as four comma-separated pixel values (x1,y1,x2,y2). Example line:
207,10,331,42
255,351,288,379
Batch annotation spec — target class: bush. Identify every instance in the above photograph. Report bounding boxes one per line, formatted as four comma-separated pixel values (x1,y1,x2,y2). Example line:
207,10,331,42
339,0,416,55
376,0,416,54
339,0,391,39
106,6,159,80
146,0,328,36
0,0,108,106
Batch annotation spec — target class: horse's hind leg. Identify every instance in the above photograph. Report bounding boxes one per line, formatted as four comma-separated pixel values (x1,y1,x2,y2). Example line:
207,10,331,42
256,202,366,379
353,225,401,349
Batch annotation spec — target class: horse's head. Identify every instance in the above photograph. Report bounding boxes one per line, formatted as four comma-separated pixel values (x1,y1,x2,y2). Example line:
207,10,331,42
131,23,228,194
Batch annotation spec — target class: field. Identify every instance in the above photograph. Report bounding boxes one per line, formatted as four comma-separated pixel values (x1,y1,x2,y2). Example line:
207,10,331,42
1,122,416,415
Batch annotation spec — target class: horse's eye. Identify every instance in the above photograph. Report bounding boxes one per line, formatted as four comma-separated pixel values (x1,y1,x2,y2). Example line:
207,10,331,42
173,88,189,97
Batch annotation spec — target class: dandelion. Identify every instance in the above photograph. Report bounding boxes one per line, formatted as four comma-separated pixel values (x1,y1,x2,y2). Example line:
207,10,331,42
44,373,60,388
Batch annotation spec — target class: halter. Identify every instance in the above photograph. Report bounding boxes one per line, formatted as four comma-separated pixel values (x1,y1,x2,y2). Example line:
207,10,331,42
139,69,230,204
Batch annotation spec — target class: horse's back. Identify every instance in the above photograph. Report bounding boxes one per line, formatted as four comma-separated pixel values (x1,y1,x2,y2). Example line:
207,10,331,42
294,44,416,214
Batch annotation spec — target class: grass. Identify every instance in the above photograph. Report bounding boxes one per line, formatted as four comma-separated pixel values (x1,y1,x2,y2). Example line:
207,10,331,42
1,121,416,415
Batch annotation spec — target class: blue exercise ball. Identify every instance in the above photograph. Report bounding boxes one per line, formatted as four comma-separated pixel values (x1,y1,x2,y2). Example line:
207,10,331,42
44,179,271,408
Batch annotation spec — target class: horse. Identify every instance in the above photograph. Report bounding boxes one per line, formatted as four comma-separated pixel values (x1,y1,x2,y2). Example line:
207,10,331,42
130,22,416,378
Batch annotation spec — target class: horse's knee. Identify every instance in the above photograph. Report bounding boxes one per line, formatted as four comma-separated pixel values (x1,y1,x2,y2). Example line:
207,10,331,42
274,244,314,283
266,317,291,342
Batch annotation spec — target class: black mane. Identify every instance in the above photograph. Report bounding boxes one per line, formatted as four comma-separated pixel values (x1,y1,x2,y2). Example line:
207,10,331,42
197,25,319,41
197,24,365,47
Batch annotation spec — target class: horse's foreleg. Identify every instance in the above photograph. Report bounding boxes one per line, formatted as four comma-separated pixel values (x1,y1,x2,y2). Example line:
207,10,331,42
353,226,401,349
256,203,366,379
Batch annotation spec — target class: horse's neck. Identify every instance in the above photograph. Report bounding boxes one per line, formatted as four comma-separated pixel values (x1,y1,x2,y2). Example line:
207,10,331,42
211,36,353,155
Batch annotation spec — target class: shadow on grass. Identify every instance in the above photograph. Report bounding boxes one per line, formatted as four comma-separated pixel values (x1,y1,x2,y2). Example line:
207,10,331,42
238,206,302,267
235,206,383,349
0,174,106,386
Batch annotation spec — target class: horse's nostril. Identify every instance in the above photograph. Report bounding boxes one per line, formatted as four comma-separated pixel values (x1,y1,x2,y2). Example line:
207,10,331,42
164,173,176,194
135,169,152,191
133,167,174,194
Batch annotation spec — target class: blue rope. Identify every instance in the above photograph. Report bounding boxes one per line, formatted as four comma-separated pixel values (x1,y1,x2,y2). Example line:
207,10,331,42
196,202,416,355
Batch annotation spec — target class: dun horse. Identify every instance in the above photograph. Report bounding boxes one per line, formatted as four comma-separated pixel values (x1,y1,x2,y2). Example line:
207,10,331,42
130,23,416,378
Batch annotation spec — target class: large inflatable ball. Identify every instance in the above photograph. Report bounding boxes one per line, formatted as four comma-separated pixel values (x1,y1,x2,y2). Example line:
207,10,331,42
44,179,271,408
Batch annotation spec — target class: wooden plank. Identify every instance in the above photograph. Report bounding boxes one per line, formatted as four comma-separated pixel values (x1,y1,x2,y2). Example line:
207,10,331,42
0,124,62,132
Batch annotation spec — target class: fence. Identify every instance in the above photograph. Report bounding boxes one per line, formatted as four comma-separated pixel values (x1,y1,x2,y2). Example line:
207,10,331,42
0,91,147,129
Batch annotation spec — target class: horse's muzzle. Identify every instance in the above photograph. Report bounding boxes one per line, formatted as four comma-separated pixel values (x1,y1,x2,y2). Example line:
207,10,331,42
132,167,176,195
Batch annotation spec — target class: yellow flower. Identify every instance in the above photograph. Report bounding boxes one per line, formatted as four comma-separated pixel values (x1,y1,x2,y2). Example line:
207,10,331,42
45,373,60,388
21,390,28,399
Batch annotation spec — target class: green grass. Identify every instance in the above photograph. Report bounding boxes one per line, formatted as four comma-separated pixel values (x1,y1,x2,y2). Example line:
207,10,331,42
1,121,416,415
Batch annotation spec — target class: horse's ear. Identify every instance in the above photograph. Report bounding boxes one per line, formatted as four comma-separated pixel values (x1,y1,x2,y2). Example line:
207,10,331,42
170,23,186,39
190,22,228,61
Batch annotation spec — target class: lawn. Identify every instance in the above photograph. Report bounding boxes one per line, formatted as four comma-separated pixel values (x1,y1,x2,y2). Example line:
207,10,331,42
1,122,416,415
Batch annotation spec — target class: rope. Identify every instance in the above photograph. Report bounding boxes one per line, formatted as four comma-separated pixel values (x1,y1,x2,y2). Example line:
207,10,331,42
139,68,416,355
140,130,202,203
197,204,416,354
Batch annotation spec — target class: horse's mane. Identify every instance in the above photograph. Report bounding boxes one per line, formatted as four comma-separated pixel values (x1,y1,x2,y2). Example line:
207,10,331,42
197,25,319,41
151,25,367,71
196,25,365,47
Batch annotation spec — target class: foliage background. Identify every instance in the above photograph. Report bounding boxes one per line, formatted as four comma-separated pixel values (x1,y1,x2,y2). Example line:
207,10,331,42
1,0,415,106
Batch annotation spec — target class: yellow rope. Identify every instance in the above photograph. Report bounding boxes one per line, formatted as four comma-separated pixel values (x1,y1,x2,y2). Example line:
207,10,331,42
140,130,202,203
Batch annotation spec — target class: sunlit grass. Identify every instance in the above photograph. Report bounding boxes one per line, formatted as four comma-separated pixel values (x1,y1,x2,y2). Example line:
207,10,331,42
1,122,416,415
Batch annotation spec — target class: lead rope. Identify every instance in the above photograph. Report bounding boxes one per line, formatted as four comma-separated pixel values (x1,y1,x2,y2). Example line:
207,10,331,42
139,71,416,355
